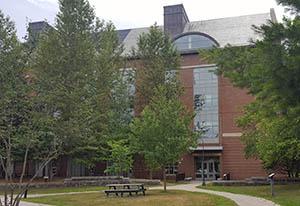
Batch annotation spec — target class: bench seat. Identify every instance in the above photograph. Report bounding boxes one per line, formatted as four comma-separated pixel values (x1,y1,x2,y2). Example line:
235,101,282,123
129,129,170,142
104,188,146,196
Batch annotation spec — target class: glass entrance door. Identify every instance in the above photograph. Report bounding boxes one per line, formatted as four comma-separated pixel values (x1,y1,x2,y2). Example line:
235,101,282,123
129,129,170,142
195,157,220,180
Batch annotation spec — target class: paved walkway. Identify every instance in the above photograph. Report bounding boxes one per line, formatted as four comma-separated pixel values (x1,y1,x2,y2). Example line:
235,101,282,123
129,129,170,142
0,199,50,206
151,183,279,206
20,202,50,206
4,183,279,206
2,191,99,206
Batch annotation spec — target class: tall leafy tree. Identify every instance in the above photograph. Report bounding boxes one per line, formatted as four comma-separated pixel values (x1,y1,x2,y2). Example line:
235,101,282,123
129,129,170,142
130,86,197,191
133,24,181,113
0,10,60,206
202,0,300,177
32,0,125,172
130,24,185,179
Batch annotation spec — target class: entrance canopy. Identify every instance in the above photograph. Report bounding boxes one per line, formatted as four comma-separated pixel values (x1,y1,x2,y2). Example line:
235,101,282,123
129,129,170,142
190,146,223,151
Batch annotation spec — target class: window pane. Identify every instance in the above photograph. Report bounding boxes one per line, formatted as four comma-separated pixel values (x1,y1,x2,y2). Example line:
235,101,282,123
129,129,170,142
174,34,217,52
194,67,219,139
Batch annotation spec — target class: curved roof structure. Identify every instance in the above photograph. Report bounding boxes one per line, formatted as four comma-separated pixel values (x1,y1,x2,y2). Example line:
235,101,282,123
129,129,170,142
119,12,274,55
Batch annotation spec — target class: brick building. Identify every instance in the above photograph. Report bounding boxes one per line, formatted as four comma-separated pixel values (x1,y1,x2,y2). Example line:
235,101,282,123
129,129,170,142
122,4,276,180
8,4,276,180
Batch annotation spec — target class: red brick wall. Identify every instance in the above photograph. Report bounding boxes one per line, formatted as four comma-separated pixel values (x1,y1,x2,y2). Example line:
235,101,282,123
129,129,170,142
221,137,266,179
132,155,163,179
219,77,266,179
179,68,193,112
219,77,252,133
178,153,195,179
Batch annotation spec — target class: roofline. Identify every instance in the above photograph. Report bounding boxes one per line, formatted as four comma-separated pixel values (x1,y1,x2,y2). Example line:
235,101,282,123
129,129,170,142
116,11,272,32
191,12,271,23
28,21,50,25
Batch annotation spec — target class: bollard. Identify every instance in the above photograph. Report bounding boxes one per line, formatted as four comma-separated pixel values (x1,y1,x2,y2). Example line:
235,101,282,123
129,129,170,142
268,173,275,197
24,189,28,199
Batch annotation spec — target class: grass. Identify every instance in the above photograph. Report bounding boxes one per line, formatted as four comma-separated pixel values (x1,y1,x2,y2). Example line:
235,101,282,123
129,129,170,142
197,184,300,206
0,181,186,195
26,190,238,206
0,186,106,195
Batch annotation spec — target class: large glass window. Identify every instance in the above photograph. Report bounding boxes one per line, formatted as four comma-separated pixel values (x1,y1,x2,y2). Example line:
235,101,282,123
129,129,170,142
165,164,178,175
174,34,217,52
114,68,136,118
194,67,219,139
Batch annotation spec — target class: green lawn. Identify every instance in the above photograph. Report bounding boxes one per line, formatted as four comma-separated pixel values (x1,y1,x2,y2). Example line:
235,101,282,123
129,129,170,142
26,190,237,206
198,184,300,206
0,186,106,195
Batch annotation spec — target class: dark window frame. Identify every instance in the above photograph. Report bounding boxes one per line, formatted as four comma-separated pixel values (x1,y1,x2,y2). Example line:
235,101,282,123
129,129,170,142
172,32,219,54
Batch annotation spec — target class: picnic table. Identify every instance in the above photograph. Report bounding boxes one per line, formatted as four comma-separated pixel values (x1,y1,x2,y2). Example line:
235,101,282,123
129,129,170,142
104,183,146,197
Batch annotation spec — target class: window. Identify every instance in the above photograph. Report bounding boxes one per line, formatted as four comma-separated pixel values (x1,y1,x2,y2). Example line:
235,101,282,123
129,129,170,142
165,70,178,83
174,33,217,52
194,67,219,139
165,164,178,175
120,68,136,96
112,68,136,119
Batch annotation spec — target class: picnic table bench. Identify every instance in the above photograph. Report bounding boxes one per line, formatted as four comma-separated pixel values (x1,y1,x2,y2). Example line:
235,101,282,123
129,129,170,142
104,183,146,197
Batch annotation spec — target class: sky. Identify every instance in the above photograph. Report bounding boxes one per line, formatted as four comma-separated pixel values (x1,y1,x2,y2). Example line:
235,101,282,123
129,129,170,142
0,0,289,40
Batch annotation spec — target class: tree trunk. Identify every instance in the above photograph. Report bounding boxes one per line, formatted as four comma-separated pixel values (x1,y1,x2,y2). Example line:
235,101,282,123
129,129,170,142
19,146,29,186
66,157,72,178
149,170,153,180
163,169,166,191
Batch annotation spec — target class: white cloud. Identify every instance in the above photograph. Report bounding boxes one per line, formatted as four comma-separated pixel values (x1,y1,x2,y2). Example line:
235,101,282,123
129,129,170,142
26,0,58,10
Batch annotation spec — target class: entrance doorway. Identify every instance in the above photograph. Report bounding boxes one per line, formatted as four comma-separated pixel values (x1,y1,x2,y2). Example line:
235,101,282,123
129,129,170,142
195,157,220,180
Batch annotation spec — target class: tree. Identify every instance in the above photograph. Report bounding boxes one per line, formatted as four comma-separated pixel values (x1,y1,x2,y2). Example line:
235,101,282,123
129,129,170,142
202,0,300,177
104,140,133,176
32,0,125,172
130,86,197,191
132,24,181,112
0,10,60,206
130,24,183,179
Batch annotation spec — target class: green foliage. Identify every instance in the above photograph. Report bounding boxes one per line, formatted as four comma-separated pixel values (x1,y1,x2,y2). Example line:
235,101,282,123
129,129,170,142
32,0,127,168
130,86,197,186
0,9,30,156
0,10,61,206
202,1,300,176
132,24,181,111
104,140,133,176
0,9,59,163
130,25,190,186
277,0,300,13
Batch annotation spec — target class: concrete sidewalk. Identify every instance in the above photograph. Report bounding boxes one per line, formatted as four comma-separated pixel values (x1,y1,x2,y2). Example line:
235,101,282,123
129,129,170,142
1,199,51,206
20,202,50,206
1,191,99,206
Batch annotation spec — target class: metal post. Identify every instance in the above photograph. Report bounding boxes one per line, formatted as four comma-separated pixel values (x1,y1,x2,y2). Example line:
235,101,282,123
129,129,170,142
24,189,28,199
202,138,206,186
270,178,274,197
268,173,275,197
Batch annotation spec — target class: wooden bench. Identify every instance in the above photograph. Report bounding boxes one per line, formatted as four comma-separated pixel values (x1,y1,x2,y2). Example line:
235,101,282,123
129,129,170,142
104,184,146,197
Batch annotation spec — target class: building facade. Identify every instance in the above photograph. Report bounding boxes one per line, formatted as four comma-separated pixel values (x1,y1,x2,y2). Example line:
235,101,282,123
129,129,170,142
4,4,276,180
123,4,276,180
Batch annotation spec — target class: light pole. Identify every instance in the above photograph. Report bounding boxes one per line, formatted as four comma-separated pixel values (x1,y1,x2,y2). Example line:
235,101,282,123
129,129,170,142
196,121,207,186
194,94,206,186
201,137,206,186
